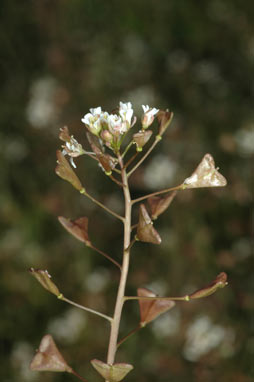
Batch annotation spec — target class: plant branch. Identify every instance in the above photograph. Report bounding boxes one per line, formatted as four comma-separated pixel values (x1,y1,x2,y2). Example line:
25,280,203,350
106,154,132,365
71,369,89,382
124,295,190,302
89,243,122,270
109,174,123,187
80,189,124,222
127,135,161,177
124,152,139,170
131,185,182,205
117,324,142,348
59,295,113,322
122,141,134,159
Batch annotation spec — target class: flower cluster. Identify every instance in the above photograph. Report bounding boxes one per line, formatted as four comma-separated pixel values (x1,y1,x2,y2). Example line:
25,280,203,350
81,101,159,152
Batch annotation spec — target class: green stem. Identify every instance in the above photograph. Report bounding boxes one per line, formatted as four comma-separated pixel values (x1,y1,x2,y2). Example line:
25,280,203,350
60,295,113,322
89,243,122,270
122,141,134,158
127,135,161,177
124,295,190,302
106,154,132,365
81,190,124,222
132,185,182,205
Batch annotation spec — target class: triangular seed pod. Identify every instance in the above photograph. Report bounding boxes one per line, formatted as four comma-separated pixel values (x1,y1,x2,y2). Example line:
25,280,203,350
86,132,117,174
138,287,175,326
30,334,72,373
137,204,161,244
91,359,134,382
133,130,153,151
55,150,83,191
58,216,91,246
189,272,228,299
29,268,60,297
148,191,177,220
157,110,174,136
183,153,227,189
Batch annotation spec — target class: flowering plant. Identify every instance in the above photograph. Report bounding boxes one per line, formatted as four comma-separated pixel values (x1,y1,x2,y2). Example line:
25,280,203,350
30,102,228,381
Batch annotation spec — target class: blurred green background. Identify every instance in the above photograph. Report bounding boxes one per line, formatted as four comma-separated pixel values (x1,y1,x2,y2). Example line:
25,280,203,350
0,1,253,381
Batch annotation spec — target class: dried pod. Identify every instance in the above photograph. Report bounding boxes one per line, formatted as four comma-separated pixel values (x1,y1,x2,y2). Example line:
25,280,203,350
148,191,177,219
30,334,72,373
138,287,175,326
136,204,161,244
91,359,134,382
87,132,117,175
55,150,83,191
86,131,104,153
183,153,227,189
189,272,228,299
29,268,60,297
157,110,174,136
59,126,71,142
133,130,153,151
97,152,117,175
58,216,91,246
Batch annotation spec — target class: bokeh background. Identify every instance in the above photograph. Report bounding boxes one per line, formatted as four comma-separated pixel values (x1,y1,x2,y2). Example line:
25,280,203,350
0,1,253,381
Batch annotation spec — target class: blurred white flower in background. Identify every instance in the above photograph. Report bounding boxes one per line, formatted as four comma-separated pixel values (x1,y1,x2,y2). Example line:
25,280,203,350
183,315,229,361
26,77,59,128
47,307,86,344
84,267,110,293
152,307,181,338
234,126,254,157
11,341,36,381
144,154,178,189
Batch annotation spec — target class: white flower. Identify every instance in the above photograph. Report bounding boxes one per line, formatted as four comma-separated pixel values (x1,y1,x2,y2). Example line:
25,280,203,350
142,105,159,129
62,136,85,168
81,106,103,136
89,106,102,115
108,114,126,135
119,101,134,127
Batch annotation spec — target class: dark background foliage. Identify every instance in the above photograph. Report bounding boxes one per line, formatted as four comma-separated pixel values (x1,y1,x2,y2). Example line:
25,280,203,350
0,1,253,381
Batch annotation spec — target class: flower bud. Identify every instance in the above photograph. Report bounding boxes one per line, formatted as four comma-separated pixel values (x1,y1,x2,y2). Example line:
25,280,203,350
141,105,159,129
29,268,61,296
189,272,228,299
100,129,113,144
